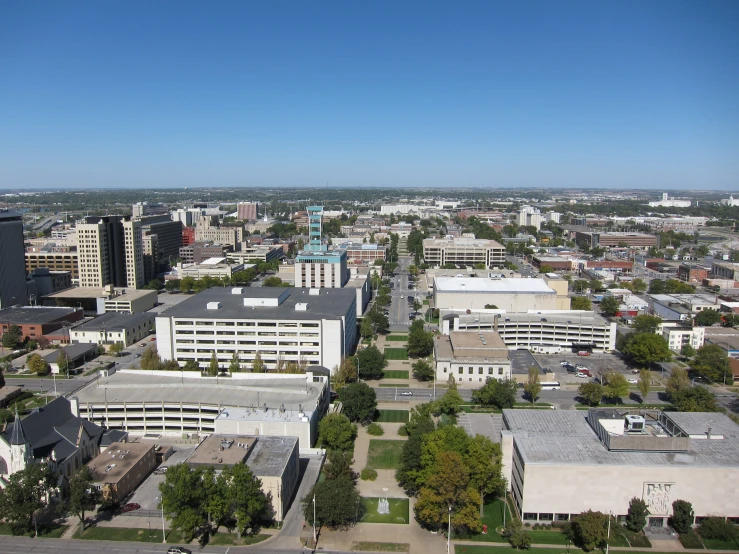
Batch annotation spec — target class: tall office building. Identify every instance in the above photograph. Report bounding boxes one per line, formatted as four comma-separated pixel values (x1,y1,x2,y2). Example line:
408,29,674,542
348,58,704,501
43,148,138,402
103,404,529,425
237,202,259,221
294,206,349,288
0,210,28,308
76,216,144,288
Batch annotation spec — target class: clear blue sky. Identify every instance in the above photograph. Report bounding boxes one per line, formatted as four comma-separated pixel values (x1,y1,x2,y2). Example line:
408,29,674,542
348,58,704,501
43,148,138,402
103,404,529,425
1,0,738,190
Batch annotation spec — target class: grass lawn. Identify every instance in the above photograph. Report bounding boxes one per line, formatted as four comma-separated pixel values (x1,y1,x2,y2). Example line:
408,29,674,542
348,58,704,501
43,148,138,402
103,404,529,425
360,497,410,524
383,370,410,379
386,335,409,342
352,541,410,552
209,532,270,546
0,523,67,538
366,439,405,469
461,499,511,543
77,526,185,543
385,348,409,360
701,537,739,550
460,405,500,414
379,383,410,387
377,409,409,422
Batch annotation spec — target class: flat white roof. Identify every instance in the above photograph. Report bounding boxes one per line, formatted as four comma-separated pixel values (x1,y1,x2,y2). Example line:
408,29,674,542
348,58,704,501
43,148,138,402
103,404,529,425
435,277,553,294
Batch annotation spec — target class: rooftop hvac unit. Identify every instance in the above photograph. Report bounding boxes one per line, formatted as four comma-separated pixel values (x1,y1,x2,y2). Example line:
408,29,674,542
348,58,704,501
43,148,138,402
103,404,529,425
624,415,645,432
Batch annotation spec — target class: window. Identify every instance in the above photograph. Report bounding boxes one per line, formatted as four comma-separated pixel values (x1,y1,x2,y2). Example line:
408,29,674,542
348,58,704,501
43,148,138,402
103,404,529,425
457,367,463,374
468,367,473,374
539,513,553,521
498,368,503,375
478,367,483,374
523,513,538,521
488,368,493,374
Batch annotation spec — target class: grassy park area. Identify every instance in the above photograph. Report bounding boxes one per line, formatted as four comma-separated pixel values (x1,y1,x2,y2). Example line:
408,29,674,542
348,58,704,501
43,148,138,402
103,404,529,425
366,439,405,469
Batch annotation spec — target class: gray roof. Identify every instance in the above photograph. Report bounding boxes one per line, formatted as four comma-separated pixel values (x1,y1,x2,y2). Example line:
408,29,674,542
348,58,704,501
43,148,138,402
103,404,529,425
157,287,355,321
503,409,739,468
246,435,298,477
0,306,76,324
73,311,154,332
43,343,98,363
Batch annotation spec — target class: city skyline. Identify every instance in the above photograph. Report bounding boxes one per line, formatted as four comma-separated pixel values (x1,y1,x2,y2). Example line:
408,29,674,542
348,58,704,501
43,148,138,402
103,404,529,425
1,0,738,190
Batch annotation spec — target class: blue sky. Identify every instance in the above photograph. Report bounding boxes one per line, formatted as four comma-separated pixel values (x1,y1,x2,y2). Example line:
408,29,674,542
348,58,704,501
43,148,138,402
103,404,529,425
1,0,738,190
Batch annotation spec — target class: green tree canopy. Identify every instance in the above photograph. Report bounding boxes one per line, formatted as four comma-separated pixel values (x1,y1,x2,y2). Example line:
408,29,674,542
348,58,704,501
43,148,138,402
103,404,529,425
1,325,23,349
471,377,517,409
695,308,722,327
578,382,603,406
302,476,361,530
523,367,542,404
599,296,620,317
412,359,435,381
622,332,671,368
637,369,651,403
338,382,377,424
0,463,55,534
571,510,609,551
671,386,720,412
632,314,662,334
26,353,50,375
318,414,356,451
603,372,629,400
140,345,162,370
626,497,648,532
669,500,694,534
407,319,434,358
355,346,387,380
69,467,96,531
691,343,730,383
571,296,592,311
208,351,219,376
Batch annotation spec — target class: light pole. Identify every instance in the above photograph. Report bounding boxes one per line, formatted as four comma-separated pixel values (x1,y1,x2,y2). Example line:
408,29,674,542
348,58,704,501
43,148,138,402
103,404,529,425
312,493,317,547
605,512,612,554
156,495,165,542
447,505,452,554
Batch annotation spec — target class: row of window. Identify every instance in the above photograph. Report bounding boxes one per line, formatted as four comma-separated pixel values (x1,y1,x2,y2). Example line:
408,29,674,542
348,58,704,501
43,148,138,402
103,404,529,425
174,320,319,328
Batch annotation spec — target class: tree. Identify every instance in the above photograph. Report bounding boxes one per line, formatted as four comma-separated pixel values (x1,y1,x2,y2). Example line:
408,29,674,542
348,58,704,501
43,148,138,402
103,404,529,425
165,279,181,292
412,359,435,382
360,316,374,340
56,349,70,377
695,309,721,327
161,359,180,371
622,333,671,368
229,351,242,373
108,342,124,356
433,388,462,417
263,276,288,287
146,278,163,290
224,462,270,538
697,517,739,542
666,366,691,401
523,367,542,404
251,351,265,373
631,278,647,293
69,467,96,531
183,359,199,372
578,383,603,406
355,346,387,380
396,411,435,493
626,497,648,532
691,344,729,383
407,319,433,359
599,296,620,317
208,352,219,376
338,382,377,424
323,450,357,482
179,276,195,294
637,369,651,403
571,296,591,310
414,451,482,535
571,510,609,551
632,314,662,334
333,358,357,390
303,476,361,530
603,372,629,400
318,414,356,451
466,434,505,516
140,345,162,370
26,353,49,375
0,463,55,534
159,464,208,542
669,500,694,534
1,325,22,349
671,386,719,412
368,310,390,334
471,378,517,409
680,343,696,359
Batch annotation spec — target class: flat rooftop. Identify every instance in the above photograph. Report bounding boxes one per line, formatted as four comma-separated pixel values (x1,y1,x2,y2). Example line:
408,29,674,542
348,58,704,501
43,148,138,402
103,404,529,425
45,287,156,300
72,311,153,332
435,277,553,294
424,237,505,248
187,435,256,468
157,286,355,321
0,306,77,324
503,409,739,468
436,331,509,361
88,441,153,484
75,371,326,416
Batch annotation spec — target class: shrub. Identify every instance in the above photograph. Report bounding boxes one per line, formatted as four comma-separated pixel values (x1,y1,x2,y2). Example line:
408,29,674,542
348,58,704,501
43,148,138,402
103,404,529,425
698,517,738,541
367,423,384,436
397,425,408,436
524,522,531,528
678,531,704,549
360,468,378,481
628,533,652,548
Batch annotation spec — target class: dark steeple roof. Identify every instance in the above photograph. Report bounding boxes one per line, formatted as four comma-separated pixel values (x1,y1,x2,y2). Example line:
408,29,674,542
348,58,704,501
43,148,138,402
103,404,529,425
8,407,30,446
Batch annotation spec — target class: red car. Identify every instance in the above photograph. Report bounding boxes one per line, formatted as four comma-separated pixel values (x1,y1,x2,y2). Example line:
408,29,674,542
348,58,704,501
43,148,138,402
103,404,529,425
121,503,141,513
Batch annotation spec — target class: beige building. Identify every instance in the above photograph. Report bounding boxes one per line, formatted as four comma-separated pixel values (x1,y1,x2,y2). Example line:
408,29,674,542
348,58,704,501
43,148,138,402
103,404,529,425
87,441,156,503
433,275,570,312
70,311,155,346
43,286,156,315
502,409,739,526
423,237,506,269
186,434,299,521
194,219,244,246
25,250,79,280
76,216,144,288
434,331,511,387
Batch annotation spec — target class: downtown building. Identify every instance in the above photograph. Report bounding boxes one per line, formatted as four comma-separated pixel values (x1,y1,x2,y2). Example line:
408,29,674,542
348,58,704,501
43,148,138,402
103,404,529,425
423,237,506,269
0,209,28,308
155,286,357,373
76,216,144,288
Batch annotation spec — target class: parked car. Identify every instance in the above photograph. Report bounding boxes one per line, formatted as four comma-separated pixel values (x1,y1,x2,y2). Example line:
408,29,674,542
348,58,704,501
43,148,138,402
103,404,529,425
400,391,413,396
628,378,638,384
167,548,192,554
121,503,141,513
559,361,569,366
576,372,589,378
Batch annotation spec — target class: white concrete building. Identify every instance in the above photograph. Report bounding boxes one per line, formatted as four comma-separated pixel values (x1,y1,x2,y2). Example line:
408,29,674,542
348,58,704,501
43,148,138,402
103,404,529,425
423,237,506,269
155,287,357,373
648,192,692,208
70,311,155,347
658,323,705,353
433,275,571,312
434,331,511,387
501,409,739,526
166,258,250,281
517,206,542,230
73,369,330,449
441,310,617,353
721,196,739,207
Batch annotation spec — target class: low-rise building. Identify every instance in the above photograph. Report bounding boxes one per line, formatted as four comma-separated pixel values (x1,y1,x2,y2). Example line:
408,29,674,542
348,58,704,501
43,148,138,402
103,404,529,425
0,306,83,341
29,268,73,297
501,408,739,526
658,323,705,353
341,243,387,263
43,287,156,315
574,231,657,249
423,237,506,269
434,331,511,387
434,275,570,312
165,258,250,281
70,311,155,347
712,261,739,281
46,343,99,374
678,263,710,284
186,434,299,521
87,441,156,503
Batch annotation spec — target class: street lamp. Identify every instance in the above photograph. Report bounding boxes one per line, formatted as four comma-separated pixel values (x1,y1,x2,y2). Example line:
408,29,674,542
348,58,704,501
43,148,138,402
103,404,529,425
156,495,166,543
312,493,317,547
447,505,452,554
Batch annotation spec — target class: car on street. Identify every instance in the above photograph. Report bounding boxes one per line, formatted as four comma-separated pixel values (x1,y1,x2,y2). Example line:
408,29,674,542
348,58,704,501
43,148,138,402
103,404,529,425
167,548,192,554
154,467,168,475
400,295,404,299
576,372,589,378
560,361,569,366
628,378,638,384
121,503,141,513
400,391,413,396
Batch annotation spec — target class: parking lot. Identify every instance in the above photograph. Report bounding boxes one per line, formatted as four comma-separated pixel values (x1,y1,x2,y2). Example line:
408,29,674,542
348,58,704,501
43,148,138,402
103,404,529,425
124,444,197,510
534,351,637,385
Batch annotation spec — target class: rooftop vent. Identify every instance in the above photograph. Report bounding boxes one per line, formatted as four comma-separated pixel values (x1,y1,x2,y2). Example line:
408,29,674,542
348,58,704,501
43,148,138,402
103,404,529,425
309,288,320,296
295,302,308,311
624,415,645,432
232,287,243,295
206,302,222,310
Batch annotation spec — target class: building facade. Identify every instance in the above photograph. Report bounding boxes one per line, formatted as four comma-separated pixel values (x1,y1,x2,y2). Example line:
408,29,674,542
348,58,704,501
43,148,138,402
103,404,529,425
87,442,156,503
25,250,80,281
76,216,144,288
434,331,511,387
294,250,349,288
237,202,259,221
70,311,155,346
423,237,506,269
0,210,28,308
433,276,571,312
